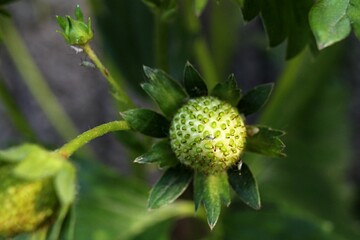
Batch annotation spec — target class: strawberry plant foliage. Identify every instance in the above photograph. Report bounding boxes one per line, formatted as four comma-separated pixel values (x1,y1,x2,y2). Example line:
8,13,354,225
124,62,285,229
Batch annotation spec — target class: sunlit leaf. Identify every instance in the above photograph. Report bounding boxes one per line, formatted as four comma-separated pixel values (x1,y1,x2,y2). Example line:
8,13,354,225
309,0,351,49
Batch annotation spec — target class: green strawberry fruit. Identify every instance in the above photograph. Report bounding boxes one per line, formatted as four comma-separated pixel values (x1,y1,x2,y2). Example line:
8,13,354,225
169,96,246,174
0,164,58,237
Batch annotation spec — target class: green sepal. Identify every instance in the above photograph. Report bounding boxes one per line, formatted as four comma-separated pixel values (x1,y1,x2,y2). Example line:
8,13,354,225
55,162,76,206
309,0,351,49
147,165,192,209
121,108,170,138
56,15,67,31
235,0,261,22
237,83,273,116
74,4,84,21
13,147,65,180
228,162,261,210
183,62,208,97
211,74,242,106
245,125,286,157
0,144,37,163
194,171,231,229
142,66,188,118
48,204,71,240
134,139,178,168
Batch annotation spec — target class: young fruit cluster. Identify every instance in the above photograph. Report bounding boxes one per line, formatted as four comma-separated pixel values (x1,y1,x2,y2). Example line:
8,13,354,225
0,165,58,236
170,96,246,174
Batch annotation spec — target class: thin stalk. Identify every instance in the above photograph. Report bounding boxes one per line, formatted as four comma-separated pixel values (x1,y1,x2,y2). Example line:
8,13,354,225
0,75,37,141
154,11,169,71
183,0,219,91
82,43,135,111
58,120,130,158
0,17,78,141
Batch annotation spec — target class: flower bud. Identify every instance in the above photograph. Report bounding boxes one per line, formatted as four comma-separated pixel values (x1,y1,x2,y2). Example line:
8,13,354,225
56,5,93,46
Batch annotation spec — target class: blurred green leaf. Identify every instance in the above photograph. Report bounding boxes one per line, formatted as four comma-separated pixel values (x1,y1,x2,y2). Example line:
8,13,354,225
237,83,273,116
0,7,10,17
228,163,261,210
222,202,345,240
121,108,170,138
148,166,192,209
74,159,195,239
309,0,351,49
245,125,286,157
142,66,188,118
0,0,18,5
194,171,230,229
211,74,241,106
0,144,36,163
183,61,208,97
134,139,178,168
13,147,65,180
194,0,208,16
54,162,76,206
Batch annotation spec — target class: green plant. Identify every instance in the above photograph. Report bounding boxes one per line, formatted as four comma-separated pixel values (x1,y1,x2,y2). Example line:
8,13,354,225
0,0,360,239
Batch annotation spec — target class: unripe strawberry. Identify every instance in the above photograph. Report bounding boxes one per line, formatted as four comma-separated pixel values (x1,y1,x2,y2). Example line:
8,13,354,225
169,96,246,174
0,165,58,237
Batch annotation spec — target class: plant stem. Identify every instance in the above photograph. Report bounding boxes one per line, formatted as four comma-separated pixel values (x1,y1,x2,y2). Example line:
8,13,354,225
0,17,78,141
183,0,219,91
0,75,37,141
154,11,169,71
58,120,130,158
82,43,135,111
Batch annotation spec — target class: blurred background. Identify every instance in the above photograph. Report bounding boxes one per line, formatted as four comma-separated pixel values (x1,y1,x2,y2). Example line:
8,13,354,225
1,0,360,239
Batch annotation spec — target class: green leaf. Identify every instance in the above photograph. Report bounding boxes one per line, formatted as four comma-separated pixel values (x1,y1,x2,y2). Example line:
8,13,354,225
235,0,261,22
183,62,208,97
0,144,36,163
194,0,209,16
309,0,351,49
147,165,193,209
142,66,188,118
211,74,242,106
13,147,65,180
121,108,170,138
260,0,290,47
194,171,230,229
348,0,360,40
48,204,71,240
228,163,261,210
55,162,76,206
237,83,273,116
134,140,178,168
0,7,10,17
245,125,286,157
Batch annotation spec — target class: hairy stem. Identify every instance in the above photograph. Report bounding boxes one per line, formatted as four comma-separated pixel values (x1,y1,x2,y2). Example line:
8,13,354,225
82,44,135,111
58,120,130,158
